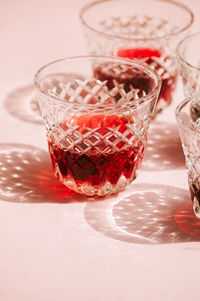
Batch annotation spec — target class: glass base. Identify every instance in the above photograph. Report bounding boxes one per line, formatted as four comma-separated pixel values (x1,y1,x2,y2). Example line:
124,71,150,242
54,164,137,197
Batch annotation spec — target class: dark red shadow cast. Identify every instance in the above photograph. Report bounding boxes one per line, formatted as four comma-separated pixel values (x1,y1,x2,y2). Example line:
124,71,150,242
174,202,200,239
85,183,200,244
0,143,89,203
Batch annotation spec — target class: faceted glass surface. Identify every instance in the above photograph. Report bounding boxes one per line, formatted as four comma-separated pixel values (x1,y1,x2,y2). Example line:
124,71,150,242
34,56,161,196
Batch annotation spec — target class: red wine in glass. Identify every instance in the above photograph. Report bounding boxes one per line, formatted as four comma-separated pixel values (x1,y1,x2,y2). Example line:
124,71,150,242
117,47,178,107
48,114,145,196
94,47,178,113
189,182,200,217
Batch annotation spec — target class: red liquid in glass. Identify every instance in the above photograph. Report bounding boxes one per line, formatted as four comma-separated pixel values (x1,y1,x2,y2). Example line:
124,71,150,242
190,183,200,211
116,47,178,106
93,59,154,97
48,114,144,195
93,47,177,109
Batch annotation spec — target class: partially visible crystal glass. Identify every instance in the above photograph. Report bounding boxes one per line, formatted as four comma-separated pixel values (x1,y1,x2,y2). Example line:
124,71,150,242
34,55,161,196
80,0,194,115
176,94,200,218
176,32,200,97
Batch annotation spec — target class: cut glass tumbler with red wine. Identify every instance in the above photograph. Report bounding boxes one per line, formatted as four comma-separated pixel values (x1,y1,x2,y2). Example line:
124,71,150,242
80,0,193,116
176,95,200,219
34,56,161,197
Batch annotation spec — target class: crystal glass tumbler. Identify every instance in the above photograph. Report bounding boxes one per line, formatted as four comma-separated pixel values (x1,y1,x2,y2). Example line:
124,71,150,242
34,55,161,196
80,0,193,115
176,32,200,97
175,94,200,218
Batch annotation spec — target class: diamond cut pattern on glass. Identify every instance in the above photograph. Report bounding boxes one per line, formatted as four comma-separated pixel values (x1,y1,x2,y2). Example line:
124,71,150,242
46,78,147,156
99,15,178,39
52,121,144,156
48,75,142,104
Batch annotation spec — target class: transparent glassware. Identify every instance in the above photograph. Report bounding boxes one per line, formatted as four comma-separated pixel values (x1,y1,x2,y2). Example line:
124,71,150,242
175,94,200,218
34,55,161,196
80,0,193,116
176,32,200,97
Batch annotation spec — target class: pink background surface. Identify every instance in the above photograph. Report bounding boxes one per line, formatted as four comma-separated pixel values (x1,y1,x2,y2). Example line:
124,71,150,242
1,0,200,300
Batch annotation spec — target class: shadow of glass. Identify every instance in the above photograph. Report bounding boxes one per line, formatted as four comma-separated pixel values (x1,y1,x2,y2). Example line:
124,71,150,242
0,143,89,203
142,122,185,171
3,85,42,124
3,73,85,124
175,202,200,239
85,183,200,244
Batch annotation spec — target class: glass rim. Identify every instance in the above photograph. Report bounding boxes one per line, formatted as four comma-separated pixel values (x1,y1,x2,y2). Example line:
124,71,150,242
79,0,194,42
33,54,162,109
176,32,200,71
175,94,200,138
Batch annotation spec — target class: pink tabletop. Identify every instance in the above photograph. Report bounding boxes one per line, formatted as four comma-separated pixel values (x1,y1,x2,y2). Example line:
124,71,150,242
0,0,200,300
